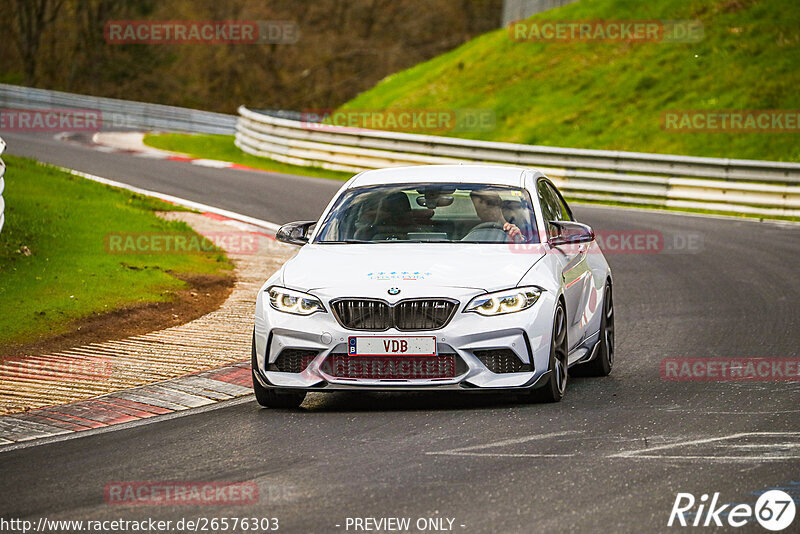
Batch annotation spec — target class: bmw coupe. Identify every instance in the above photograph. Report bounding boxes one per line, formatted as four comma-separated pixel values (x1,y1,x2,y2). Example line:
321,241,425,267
252,165,614,407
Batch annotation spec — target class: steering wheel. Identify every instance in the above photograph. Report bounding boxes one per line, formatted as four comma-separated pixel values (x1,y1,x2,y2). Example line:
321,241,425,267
471,222,505,231
468,221,527,243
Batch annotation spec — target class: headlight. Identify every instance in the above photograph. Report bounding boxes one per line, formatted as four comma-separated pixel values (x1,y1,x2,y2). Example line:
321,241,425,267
267,286,326,315
465,287,542,316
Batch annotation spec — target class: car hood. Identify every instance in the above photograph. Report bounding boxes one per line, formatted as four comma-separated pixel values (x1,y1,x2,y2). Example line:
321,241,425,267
281,243,546,293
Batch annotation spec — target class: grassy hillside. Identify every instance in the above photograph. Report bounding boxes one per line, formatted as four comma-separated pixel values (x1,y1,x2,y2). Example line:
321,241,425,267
340,0,800,162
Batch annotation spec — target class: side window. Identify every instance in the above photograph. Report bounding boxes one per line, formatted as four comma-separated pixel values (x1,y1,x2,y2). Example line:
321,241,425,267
536,181,560,238
536,181,554,221
546,183,574,222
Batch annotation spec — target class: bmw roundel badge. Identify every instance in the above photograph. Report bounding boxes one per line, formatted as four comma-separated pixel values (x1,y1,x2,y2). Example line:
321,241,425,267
388,287,401,295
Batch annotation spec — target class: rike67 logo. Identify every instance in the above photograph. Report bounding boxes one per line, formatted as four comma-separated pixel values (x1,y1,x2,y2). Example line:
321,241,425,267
669,490,796,531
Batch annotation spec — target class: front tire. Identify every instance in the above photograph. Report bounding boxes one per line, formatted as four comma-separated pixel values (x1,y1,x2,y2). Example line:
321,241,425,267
573,281,614,377
527,301,568,403
251,335,306,409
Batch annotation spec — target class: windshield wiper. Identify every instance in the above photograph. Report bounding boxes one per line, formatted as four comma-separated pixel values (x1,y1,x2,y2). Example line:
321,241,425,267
318,239,372,244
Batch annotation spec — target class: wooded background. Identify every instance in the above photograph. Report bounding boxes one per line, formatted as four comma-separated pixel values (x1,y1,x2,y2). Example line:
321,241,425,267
0,0,502,112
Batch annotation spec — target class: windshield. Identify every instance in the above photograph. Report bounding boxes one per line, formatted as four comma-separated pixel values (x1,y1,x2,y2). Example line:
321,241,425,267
314,183,539,244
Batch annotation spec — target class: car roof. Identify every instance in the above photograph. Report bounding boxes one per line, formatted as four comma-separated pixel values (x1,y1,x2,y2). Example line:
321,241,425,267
347,164,538,188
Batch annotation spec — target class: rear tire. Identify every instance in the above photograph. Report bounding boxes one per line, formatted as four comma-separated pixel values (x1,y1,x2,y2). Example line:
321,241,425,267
527,301,568,403
251,335,306,409
573,281,614,377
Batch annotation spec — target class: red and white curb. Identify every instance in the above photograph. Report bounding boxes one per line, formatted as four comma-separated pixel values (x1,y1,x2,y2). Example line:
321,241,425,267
0,361,253,445
85,131,267,173
0,163,294,449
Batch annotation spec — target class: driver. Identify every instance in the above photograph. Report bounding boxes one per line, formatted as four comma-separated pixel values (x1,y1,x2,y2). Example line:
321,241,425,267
469,191,522,240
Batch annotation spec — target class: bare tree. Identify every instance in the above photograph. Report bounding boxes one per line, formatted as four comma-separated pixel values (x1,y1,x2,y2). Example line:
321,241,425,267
0,0,503,111
9,0,65,84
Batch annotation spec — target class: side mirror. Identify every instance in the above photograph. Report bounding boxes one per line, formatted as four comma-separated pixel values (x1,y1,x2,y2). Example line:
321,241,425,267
548,221,595,247
275,221,316,246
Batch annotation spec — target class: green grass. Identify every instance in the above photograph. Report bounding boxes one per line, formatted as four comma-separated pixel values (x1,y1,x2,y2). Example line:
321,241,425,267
339,0,800,162
0,155,233,348
143,133,352,181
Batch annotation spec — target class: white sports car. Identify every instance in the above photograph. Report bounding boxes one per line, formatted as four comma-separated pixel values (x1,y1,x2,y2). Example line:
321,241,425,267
252,165,614,408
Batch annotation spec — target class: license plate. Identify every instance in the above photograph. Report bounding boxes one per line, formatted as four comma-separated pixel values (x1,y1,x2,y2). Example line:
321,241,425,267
348,336,436,356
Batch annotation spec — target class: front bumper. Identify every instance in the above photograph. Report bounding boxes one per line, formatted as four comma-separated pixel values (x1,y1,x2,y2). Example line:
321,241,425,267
253,288,557,392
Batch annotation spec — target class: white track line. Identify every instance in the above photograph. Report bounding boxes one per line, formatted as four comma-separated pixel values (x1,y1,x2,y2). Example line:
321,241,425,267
426,430,580,457
39,162,282,232
610,431,800,461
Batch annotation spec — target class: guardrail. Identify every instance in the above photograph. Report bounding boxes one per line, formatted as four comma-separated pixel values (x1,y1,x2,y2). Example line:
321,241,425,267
236,106,800,218
0,84,236,135
0,136,6,234
502,0,581,26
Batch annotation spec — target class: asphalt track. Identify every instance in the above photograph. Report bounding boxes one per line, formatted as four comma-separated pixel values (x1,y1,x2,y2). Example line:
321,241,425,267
1,131,799,533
